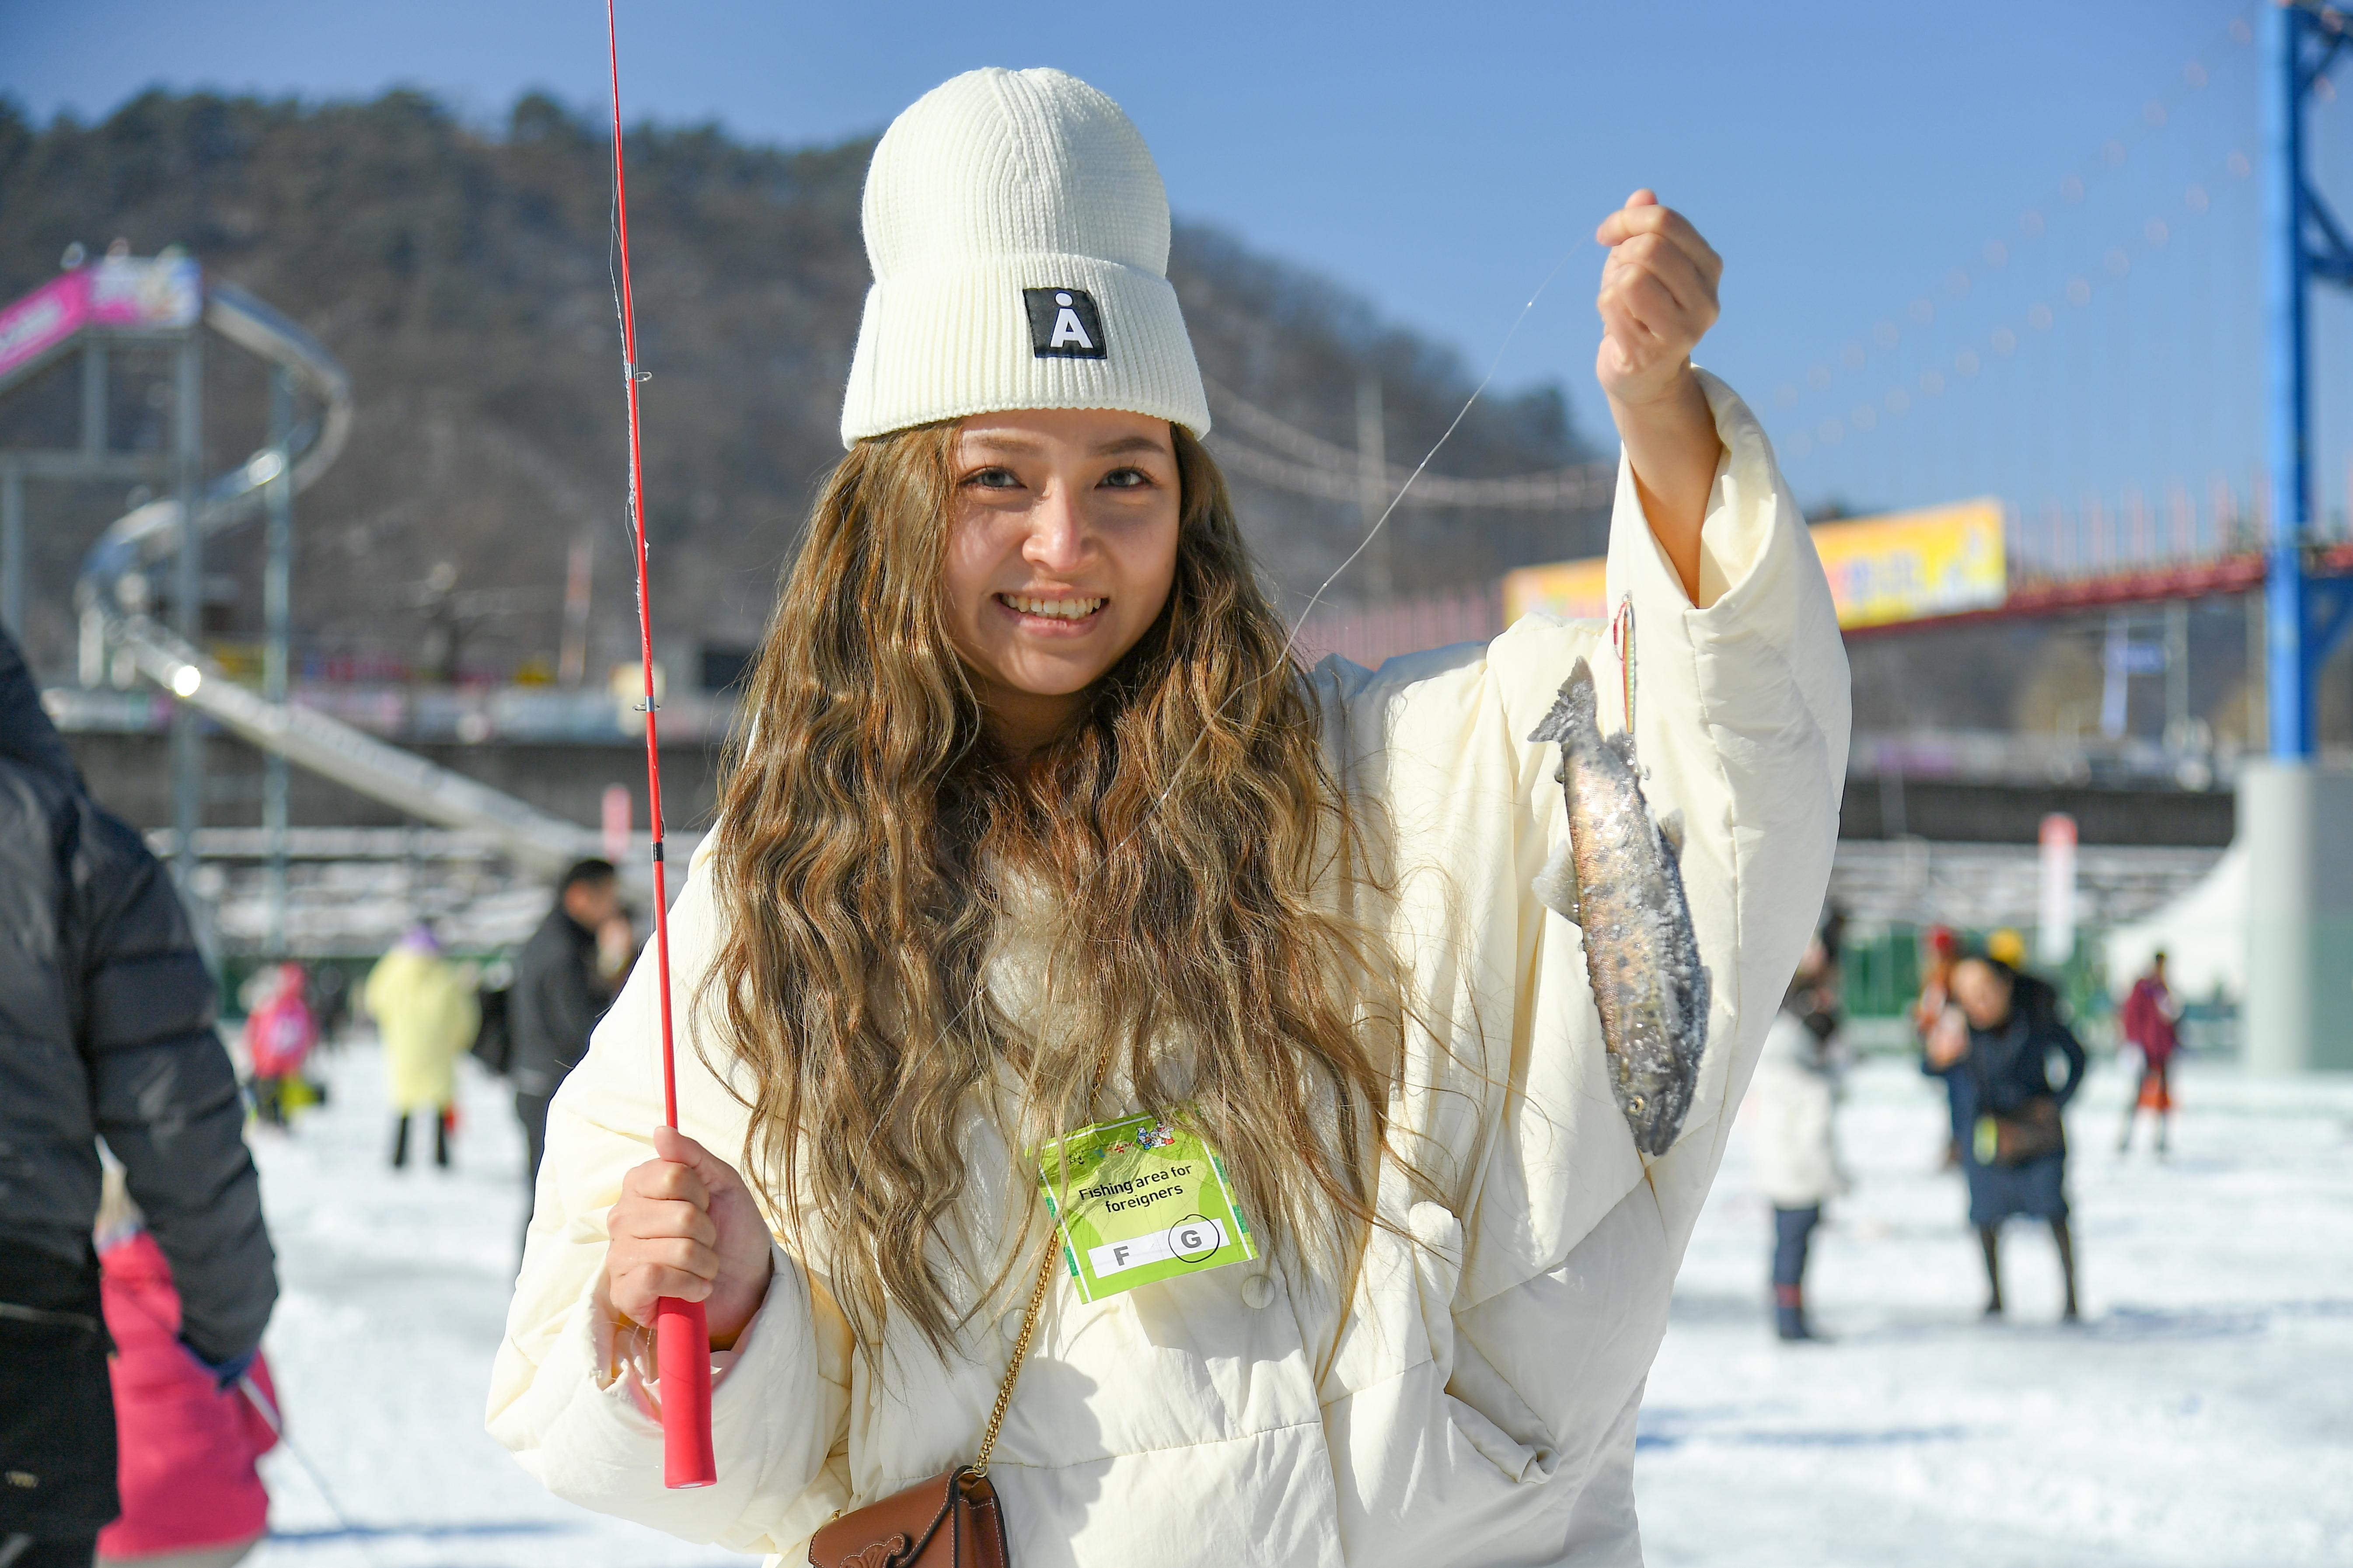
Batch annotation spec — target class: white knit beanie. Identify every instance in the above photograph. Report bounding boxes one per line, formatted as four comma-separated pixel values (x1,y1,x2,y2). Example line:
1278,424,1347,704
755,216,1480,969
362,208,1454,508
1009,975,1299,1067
839,67,1211,446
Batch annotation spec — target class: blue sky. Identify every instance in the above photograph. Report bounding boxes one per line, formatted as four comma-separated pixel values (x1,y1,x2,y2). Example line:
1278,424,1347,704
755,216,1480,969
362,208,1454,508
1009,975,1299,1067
10,0,2350,532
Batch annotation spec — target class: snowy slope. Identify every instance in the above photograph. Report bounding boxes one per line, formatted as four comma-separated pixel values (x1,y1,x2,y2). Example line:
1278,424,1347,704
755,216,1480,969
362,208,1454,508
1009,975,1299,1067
244,1041,2353,1565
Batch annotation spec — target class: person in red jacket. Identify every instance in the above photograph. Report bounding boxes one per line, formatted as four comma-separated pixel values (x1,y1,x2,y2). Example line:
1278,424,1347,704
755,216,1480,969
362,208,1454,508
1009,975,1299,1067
93,1174,277,1568
2117,951,2182,1157
241,964,316,1130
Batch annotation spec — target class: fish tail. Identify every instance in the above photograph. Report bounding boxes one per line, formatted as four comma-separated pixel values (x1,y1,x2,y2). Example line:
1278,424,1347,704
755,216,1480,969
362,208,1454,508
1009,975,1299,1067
1528,657,1599,746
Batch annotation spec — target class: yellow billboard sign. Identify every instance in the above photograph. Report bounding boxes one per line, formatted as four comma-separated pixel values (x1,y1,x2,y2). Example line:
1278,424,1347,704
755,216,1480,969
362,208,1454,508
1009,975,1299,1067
1812,498,2007,627
1501,497,2007,631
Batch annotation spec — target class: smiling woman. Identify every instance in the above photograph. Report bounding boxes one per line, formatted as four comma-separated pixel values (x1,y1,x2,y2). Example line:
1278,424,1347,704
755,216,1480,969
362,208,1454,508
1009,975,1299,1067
939,410,1183,757
491,63,1850,1568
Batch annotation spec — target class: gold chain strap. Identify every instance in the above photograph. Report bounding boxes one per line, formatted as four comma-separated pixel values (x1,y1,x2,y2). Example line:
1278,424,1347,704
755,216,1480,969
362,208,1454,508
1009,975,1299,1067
971,1230,1062,1476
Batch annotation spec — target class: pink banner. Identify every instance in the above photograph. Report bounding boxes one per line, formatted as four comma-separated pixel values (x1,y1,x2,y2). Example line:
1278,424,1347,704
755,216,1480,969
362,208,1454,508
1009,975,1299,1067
0,257,202,386
0,272,89,385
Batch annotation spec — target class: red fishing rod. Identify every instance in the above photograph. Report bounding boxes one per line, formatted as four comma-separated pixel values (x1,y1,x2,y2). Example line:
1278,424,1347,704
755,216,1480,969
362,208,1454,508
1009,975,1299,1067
604,0,716,1491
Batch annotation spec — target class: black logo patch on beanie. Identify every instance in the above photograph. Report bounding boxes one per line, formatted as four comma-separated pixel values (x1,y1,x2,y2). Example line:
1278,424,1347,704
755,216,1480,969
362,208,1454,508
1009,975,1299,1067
1024,288,1109,359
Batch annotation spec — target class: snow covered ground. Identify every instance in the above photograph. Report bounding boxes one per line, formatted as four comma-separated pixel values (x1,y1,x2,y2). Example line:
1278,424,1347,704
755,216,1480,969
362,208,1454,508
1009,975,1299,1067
244,1041,2353,1566
1642,1056,2353,1568
245,1039,758,1568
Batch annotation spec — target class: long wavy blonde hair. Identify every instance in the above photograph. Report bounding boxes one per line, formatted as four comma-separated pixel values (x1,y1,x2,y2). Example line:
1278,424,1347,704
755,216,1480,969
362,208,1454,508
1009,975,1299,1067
705,419,1402,1349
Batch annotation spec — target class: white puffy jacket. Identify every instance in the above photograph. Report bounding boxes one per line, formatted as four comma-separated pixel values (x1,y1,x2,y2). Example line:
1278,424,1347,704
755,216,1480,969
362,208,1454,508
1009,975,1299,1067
1750,1011,1845,1209
487,373,1849,1566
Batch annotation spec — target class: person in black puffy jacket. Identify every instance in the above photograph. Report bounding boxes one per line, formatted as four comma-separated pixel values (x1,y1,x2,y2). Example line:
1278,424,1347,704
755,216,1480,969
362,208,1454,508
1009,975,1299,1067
0,627,277,1567
507,860,624,1204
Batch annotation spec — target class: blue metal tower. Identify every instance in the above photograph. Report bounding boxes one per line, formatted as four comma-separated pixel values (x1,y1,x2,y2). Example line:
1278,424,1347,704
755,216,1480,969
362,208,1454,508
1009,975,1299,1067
2251,2,2353,1074
2264,0,2353,755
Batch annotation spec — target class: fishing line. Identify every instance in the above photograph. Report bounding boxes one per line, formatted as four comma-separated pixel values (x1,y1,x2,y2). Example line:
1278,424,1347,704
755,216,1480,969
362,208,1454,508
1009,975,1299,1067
238,1371,370,1544
1279,244,1584,641
1098,240,1588,861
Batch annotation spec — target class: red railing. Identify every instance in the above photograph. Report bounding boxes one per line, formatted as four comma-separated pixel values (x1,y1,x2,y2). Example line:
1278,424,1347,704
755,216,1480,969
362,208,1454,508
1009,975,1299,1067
1293,477,2353,666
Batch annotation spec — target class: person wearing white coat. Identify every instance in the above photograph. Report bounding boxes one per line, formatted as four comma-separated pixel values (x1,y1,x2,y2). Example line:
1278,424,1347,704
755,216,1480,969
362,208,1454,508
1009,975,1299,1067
488,67,1848,1568
1749,923,1847,1342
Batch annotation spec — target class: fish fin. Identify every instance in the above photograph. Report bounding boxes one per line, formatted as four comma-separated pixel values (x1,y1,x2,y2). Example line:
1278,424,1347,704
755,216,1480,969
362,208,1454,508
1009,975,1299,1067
1657,807,1686,861
1532,837,1581,925
1528,658,1598,746
1604,729,1638,767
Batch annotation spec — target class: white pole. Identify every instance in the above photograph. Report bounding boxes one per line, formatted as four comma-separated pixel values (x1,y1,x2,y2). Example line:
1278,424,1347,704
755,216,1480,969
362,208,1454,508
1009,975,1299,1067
2037,812,2077,969
601,781,632,864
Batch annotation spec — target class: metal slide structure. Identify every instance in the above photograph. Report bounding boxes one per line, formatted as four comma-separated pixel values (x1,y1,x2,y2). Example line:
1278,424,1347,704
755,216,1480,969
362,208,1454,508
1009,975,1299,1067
40,272,603,878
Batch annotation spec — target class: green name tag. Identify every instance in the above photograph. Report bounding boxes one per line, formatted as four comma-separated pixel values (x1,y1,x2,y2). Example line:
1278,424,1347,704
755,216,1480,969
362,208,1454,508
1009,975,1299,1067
1034,1113,1257,1303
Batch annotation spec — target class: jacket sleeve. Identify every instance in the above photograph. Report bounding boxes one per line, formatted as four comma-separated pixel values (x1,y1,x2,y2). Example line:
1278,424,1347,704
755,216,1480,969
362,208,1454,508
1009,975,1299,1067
1460,369,1846,1545
512,921,602,1088
487,840,855,1552
531,936,600,1075
2048,1017,2088,1106
73,802,277,1366
1311,372,1846,1566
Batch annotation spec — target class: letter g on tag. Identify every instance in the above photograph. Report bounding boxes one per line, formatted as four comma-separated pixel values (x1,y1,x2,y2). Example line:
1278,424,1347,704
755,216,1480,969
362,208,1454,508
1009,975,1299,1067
1169,1214,1220,1264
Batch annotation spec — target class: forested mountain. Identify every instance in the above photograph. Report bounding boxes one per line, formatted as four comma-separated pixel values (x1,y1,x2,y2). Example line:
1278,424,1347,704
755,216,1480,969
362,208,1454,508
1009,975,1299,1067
0,90,1601,683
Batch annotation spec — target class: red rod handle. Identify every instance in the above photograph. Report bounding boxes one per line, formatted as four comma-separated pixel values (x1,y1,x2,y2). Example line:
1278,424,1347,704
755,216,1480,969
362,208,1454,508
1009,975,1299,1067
657,1296,717,1488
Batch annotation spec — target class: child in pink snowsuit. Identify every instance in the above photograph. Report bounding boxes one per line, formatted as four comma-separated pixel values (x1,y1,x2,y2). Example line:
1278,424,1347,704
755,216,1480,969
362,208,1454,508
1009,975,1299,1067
95,1193,277,1568
241,964,316,1129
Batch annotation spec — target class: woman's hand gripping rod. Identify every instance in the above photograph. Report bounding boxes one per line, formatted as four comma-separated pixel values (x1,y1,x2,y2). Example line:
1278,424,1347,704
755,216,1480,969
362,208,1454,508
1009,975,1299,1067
605,0,715,1491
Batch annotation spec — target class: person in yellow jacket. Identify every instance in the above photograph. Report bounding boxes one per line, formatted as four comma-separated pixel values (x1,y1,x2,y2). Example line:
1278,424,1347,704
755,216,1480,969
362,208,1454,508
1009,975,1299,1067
492,69,1847,1566
365,924,478,1171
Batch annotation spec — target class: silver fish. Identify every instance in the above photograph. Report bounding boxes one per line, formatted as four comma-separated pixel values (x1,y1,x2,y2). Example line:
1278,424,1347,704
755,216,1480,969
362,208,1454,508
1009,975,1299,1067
1528,657,1709,1157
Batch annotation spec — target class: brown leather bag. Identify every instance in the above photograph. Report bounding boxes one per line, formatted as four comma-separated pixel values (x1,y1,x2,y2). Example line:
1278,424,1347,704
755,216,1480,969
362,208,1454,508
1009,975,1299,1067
1978,1096,2065,1167
807,1467,1007,1568
807,1241,1058,1568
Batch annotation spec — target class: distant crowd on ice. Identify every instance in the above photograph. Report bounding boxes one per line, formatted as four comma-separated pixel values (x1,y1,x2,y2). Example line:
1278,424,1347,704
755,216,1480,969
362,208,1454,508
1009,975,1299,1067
1750,911,2185,1342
